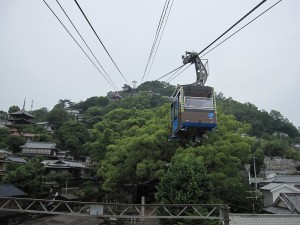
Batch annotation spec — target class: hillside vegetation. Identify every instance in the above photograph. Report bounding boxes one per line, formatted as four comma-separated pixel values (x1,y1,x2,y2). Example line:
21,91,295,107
1,81,299,213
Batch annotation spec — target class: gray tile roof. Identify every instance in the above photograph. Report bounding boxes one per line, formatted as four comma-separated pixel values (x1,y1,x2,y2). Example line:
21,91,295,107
230,214,300,225
9,109,35,118
0,184,26,197
6,156,27,163
263,206,291,214
22,142,56,149
260,183,283,190
42,160,87,169
263,175,300,184
280,193,300,213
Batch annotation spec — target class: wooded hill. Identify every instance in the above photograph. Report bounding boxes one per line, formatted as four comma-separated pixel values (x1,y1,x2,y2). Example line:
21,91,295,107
1,81,299,213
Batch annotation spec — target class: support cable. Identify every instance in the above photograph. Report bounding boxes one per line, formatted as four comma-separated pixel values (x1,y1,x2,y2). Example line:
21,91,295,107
145,0,175,82
74,0,129,84
42,0,117,90
142,0,171,83
56,0,119,90
155,0,267,82
200,0,282,58
196,0,267,57
172,0,282,82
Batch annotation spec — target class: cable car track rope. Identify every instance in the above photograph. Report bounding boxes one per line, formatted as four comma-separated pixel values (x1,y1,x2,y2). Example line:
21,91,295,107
155,0,275,82
56,0,119,91
74,0,129,85
142,0,174,84
42,0,118,91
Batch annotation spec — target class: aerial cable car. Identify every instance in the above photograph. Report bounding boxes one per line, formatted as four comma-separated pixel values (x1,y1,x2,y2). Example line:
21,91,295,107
170,51,217,140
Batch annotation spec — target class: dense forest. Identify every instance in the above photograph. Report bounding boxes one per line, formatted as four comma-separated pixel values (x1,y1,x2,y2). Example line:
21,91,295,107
0,81,299,214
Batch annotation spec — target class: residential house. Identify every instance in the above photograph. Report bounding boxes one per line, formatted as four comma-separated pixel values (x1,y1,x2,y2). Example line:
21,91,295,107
0,184,26,198
20,142,61,159
260,183,300,207
42,159,91,179
264,193,300,214
0,149,27,181
0,184,27,220
260,175,300,189
36,121,54,133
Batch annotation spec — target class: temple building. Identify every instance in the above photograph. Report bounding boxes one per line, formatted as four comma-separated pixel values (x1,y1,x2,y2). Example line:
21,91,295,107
8,109,35,124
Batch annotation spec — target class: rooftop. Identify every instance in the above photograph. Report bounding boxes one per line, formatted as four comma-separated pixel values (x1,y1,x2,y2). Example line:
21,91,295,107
21,142,57,149
0,184,26,197
230,214,300,225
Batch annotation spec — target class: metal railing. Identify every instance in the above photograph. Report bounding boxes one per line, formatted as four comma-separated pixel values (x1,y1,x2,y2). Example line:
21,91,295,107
0,197,229,224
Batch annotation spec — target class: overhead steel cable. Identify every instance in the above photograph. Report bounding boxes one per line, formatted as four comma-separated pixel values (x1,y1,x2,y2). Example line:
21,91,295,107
200,0,283,58
170,0,282,83
145,0,175,82
42,0,118,91
168,63,192,83
74,0,129,84
155,64,185,81
196,0,267,57
142,0,171,84
56,0,119,91
155,0,267,82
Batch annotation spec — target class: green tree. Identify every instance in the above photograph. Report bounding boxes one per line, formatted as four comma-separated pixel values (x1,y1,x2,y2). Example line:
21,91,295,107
4,135,26,153
31,107,49,122
156,157,211,204
8,105,20,114
0,110,8,120
172,113,255,211
57,121,89,159
95,105,177,192
73,96,110,112
4,158,46,197
47,105,71,130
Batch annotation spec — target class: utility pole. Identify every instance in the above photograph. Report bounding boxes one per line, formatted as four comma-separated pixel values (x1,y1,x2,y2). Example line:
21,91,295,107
253,156,257,189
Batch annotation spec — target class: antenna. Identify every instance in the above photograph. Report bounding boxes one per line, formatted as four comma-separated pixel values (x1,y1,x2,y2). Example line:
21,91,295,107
23,97,26,110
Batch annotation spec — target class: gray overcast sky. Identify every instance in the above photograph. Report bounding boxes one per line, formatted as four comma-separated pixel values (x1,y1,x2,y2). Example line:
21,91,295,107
1,0,299,127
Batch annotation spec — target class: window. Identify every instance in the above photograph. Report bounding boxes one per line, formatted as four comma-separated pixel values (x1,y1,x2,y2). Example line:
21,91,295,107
184,97,213,109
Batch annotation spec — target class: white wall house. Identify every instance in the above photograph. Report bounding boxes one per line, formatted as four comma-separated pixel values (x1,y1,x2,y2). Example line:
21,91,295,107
260,183,300,207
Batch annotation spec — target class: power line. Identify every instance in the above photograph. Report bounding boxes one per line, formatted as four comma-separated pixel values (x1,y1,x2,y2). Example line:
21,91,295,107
200,0,283,58
74,0,129,84
155,0,267,82
55,0,119,91
42,0,118,91
142,0,172,83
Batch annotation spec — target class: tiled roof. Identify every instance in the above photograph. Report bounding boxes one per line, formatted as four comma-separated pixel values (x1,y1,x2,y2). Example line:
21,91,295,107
263,206,291,214
0,184,26,197
230,214,300,225
260,183,283,190
6,156,27,163
42,160,87,169
22,142,56,149
263,175,300,184
280,193,300,213
9,109,35,118
58,193,79,200
0,149,12,155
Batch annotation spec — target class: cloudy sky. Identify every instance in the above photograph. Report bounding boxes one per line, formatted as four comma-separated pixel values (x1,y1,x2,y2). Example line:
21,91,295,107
0,0,299,127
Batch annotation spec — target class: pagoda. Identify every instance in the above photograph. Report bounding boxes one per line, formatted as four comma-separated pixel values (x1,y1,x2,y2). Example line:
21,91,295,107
8,99,35,124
